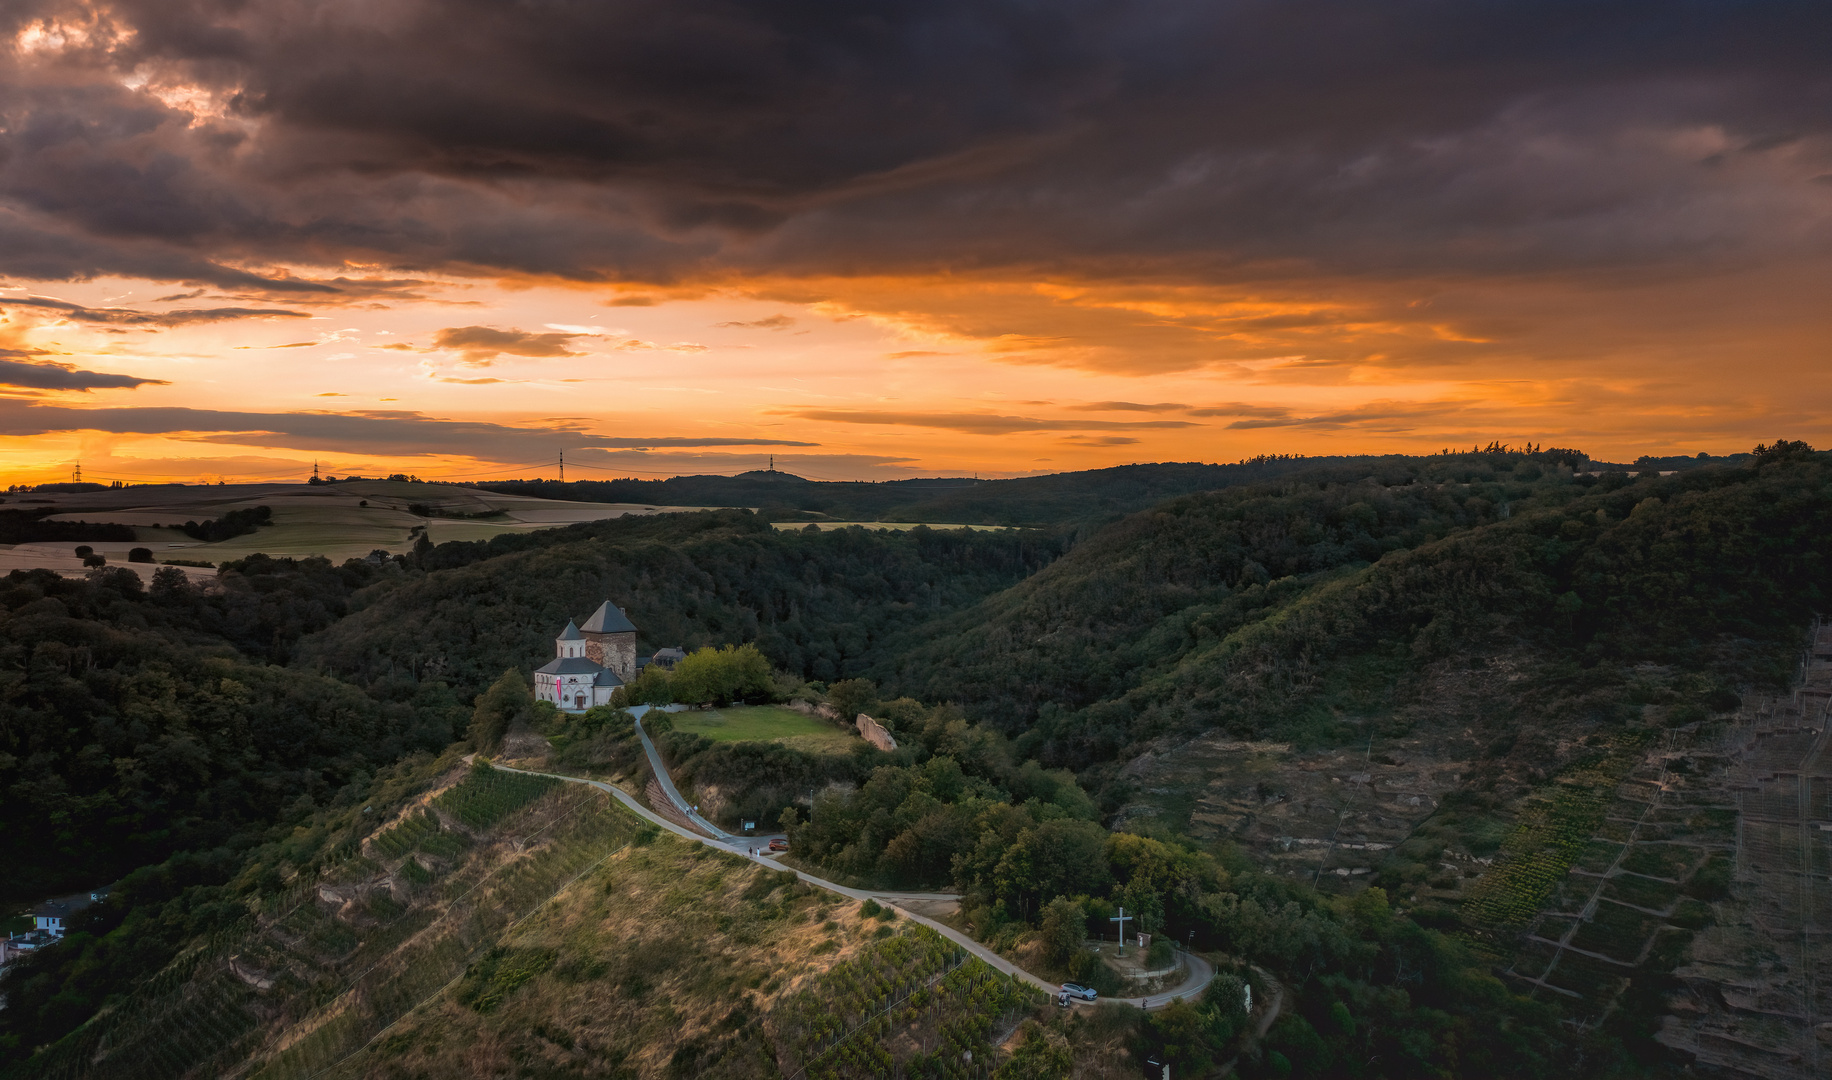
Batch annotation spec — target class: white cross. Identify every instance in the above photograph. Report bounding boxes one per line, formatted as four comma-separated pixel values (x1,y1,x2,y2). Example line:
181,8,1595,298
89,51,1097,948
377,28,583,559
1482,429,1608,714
1110,907,1131,955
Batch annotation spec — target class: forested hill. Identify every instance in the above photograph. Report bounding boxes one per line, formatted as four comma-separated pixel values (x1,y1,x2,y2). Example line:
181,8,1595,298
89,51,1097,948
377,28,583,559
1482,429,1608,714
298,510,1062,699
872,442,1832,787
478,454,1559,526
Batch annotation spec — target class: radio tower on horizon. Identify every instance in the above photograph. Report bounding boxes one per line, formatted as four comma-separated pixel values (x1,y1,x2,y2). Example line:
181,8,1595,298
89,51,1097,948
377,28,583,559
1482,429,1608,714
72,460,82,484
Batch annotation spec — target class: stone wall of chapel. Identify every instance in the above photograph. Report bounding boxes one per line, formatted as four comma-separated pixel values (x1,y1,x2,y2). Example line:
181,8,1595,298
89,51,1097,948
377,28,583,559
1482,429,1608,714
585,631,637,681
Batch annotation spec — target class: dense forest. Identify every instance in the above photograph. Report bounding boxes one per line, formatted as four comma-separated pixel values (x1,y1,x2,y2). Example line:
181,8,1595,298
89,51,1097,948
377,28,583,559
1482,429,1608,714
6,444,1832,1078
300,511,1064,699
866,444,1829,786
0,560,459,902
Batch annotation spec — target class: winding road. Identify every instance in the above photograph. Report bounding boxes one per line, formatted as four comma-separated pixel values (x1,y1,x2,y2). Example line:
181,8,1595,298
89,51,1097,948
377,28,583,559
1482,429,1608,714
495,730,1219,1012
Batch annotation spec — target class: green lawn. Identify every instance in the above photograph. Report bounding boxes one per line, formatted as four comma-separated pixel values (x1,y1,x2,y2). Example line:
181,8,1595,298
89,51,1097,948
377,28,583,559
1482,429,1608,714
667,705,861,753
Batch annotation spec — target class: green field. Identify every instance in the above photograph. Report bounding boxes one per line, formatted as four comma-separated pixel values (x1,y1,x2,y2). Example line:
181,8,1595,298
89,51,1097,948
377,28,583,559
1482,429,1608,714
667,705,861,752
16,479,715,566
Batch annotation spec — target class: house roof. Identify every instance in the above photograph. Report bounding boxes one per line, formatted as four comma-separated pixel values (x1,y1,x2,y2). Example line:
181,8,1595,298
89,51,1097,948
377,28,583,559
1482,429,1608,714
556,619,584,641
29,894,95,919
652,646,686,661
579,601,637,635
535,656,608,676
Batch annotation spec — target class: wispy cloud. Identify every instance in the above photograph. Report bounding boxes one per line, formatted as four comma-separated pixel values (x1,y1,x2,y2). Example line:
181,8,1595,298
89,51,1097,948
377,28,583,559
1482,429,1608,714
0,359,168,391
432,325,584,364
716,315,796,330
776,409,1198,435
0,296,310,326
0,402,820,457
1067,401,1189,413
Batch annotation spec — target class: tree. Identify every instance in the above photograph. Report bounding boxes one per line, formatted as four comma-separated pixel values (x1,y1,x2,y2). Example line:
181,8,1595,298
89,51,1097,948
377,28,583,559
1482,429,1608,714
825,677,878,720
469,668,533,753
1145,999,1216,1075
619,662,672,706
992,1025,1072,1080
1119,878,1166,936
1038,896,1086,966
992,819,1111,919
670,644,773,705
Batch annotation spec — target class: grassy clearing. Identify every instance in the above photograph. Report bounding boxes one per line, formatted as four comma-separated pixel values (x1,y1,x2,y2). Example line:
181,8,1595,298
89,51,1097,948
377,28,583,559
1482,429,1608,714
670,705,862,753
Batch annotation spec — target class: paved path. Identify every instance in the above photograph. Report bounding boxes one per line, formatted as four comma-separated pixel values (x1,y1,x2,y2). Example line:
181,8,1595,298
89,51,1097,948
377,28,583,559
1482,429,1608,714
631,714,731,839
491,761,1215,1011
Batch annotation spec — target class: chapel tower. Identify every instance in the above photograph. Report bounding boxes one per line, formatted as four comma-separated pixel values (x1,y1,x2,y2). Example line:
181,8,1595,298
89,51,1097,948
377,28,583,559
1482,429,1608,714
579,601,639,682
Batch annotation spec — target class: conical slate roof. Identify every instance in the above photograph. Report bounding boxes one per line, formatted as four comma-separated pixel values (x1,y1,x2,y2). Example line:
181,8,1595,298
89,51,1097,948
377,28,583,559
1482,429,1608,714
556,619,584,640
579,601,637,634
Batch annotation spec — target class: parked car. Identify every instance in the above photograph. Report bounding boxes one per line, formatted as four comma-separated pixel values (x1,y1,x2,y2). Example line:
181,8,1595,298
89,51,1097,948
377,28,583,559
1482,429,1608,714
768,838,789,851
1060,983,1097,1001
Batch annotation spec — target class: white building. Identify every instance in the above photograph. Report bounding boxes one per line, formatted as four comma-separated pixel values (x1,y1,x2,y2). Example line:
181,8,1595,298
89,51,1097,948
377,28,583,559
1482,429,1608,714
534,601,639,712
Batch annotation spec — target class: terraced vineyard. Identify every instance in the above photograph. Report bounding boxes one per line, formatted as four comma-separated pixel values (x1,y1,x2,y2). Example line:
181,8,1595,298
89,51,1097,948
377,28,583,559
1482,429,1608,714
13,763,629,1080
433,760,561,829
772,925,1044,1080
1463,734,1650,933
1654,626,1832,1079
1461,625,1832,1076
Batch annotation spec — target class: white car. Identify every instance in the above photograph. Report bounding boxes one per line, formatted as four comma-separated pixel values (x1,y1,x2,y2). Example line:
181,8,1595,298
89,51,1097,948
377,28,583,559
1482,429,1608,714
1060,983,1098,1001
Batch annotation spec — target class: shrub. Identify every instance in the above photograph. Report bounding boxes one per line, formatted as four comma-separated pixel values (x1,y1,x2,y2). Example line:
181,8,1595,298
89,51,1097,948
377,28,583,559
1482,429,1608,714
127,547,154,563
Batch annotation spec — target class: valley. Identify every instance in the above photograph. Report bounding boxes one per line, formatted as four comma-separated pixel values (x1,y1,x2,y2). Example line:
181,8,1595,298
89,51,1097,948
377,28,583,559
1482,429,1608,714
5,445,1831,1078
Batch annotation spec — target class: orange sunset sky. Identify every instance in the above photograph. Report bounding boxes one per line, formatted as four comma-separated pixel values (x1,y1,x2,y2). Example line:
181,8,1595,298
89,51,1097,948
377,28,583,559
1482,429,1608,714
4,2,1832,482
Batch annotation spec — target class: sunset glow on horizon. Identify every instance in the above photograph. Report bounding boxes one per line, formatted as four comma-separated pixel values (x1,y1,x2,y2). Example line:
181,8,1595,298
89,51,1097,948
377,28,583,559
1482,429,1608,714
5,2,1832,483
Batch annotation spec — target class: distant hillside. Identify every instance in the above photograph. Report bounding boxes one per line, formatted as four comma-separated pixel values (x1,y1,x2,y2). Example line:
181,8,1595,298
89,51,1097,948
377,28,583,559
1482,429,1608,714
477,455,1552,527
872,445,1830,787
869,452,1580,735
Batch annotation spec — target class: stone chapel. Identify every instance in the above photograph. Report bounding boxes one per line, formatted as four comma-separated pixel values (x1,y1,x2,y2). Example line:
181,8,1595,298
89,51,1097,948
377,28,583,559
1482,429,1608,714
534,600,639,712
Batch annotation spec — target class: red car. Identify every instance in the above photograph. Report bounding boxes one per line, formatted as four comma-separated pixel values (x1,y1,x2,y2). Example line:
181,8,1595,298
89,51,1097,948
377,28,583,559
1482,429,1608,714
768,838,789,852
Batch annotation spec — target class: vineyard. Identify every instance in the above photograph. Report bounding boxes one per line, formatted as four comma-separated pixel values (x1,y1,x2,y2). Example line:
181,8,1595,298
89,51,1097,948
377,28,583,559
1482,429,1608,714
9,766,630,1080
1461,734,1649,931
771,925,1044,1080
432,761,561,829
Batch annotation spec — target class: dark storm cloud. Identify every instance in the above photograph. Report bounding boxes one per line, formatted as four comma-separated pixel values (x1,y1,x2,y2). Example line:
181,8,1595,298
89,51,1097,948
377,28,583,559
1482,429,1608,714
0,401,817,456
0,358,166,390
4,1,1832,283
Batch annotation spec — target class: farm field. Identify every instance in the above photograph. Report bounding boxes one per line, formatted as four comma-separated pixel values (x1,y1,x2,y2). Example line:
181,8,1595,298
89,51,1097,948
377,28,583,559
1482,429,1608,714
669,705,862,753
2,479,715,569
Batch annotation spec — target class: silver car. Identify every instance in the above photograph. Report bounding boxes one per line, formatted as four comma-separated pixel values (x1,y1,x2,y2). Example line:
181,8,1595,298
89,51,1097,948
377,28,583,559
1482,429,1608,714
1060,983,1098,1001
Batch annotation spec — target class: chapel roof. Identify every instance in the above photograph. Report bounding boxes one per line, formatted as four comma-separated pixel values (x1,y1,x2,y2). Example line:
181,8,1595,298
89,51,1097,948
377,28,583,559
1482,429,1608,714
593,669,624,687
556,619,583,641
580,601,638,635
535,656,607,675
